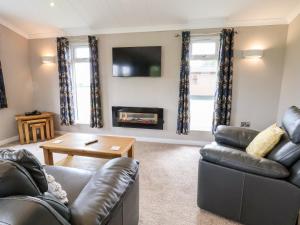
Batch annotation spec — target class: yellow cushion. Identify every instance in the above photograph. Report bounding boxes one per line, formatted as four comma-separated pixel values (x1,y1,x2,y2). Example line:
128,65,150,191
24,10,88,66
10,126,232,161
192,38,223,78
246,124,285,157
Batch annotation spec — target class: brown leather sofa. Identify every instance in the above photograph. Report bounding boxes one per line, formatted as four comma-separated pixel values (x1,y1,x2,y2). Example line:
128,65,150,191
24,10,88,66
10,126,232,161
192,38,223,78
0,149,139,225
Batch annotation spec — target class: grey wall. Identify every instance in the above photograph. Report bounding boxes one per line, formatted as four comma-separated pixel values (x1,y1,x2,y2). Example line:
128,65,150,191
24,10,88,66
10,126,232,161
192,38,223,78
28,25,288,142
232,25,287,130
277,15,300,121
29,31,213,143
0,23,289,143
0,24,33,141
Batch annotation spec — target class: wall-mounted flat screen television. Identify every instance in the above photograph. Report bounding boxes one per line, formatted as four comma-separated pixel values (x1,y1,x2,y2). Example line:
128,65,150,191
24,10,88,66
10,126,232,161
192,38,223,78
112,46,161,77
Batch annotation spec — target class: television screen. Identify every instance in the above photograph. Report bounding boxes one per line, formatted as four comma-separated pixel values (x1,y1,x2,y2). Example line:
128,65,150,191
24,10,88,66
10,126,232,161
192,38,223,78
112,46,161,77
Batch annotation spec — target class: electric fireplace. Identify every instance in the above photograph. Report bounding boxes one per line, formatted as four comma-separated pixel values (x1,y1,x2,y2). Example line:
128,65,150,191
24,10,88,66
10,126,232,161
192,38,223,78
112,106,164,130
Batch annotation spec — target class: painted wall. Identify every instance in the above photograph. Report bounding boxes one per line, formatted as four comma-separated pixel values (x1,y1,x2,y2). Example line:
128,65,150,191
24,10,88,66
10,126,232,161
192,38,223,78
28,25,288,142
29,31,212,143
0,24,33,141
232,25,287,130
277,15,300,121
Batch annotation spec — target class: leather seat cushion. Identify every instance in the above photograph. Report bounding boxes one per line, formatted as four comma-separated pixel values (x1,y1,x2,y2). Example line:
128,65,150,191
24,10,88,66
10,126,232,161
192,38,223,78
0,160,41,197
201,144,289,179
267,134,300,167
0,196,70,225
0,149,48,192
282,106,300,144
44,165,93,205
37,192,71,221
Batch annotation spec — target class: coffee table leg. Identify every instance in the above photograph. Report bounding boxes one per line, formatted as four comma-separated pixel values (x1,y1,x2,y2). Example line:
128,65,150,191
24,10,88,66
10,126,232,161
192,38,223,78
128,145,134,158
43,148,54,165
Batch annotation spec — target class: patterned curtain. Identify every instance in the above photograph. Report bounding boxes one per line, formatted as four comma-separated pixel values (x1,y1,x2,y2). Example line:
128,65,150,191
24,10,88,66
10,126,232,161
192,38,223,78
212,28,235,132
88,36,103,128
57,37,75,126
0,61,7,109
177,31,190,135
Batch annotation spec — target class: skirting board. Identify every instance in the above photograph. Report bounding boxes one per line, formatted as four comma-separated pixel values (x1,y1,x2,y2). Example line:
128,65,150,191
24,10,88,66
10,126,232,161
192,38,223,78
55,131,208,146
0,136,19,146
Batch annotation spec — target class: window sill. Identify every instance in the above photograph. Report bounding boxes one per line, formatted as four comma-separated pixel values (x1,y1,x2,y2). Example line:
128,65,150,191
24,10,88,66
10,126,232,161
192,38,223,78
75,121,90,125
190,128,212,132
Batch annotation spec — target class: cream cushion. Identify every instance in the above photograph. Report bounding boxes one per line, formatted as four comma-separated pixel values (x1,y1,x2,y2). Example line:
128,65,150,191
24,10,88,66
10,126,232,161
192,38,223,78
246,124,285,157
45,171,68,204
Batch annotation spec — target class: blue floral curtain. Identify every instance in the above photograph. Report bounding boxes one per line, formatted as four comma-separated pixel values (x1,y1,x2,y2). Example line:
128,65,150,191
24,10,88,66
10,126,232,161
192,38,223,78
177,31,190,135
0,61,7,109
57,37,75,126
88,36,103,128
212,28,235,132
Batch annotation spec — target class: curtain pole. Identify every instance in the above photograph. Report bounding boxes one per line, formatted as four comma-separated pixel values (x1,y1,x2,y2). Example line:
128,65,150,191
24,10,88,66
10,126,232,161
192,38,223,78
175,30,238,38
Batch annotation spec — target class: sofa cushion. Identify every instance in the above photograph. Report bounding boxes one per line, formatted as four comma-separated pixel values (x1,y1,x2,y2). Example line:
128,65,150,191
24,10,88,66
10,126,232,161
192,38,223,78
246,124,284,157
0,149,48,192
70,157,139,225
37,192,71,221
267,134,300,167
0,159,41,197
201,144,289,179
44,165,93,205
215,125,259,149
0,196,70,225
282,106,300,144
45,172,68,204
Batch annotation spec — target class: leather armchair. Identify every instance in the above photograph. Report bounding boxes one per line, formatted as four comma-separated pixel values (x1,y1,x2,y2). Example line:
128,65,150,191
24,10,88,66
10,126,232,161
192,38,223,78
0,153,139,225
198,106,300,225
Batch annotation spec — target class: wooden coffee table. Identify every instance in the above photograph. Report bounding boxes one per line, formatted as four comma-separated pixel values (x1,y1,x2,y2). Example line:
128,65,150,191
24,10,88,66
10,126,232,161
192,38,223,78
40,133,135,165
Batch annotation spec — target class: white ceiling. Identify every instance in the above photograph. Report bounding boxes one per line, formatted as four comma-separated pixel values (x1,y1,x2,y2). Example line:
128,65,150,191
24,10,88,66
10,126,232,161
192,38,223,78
0,0,299,39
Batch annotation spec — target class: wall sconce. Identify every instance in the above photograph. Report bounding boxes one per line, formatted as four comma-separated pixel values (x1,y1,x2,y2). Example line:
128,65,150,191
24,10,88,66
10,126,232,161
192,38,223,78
41,56,56,64
242,50,264,59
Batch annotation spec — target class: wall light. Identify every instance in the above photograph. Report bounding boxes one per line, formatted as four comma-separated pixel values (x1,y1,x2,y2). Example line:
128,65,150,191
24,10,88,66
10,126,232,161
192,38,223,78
242,49,264,59
50,1,55,7
41,56,56,64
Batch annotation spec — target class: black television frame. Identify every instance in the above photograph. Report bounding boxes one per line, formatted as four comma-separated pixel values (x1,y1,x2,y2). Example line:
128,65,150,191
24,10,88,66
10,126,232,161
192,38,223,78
112,46,162,77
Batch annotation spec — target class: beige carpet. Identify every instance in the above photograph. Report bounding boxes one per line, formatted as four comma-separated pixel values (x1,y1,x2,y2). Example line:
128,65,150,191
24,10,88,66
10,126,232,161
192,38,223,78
1,140,240,225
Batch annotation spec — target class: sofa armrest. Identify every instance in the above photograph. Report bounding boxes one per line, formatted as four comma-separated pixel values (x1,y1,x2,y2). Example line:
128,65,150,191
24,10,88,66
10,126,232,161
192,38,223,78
70,158,139,225
215,125,259,149
200,146,289,179
0,196,70,225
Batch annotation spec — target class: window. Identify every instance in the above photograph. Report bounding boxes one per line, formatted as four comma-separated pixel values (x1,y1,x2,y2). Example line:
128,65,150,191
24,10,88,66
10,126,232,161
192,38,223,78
189,37,219,131
70,44,91,124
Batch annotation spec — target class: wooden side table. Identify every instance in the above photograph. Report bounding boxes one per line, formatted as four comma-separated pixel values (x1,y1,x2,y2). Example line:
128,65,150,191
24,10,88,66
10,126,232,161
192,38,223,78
31,123,46,142
15,112,55,144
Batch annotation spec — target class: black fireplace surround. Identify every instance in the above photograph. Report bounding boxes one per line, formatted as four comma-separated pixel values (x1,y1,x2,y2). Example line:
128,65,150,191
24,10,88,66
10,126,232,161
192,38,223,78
112,106,164,130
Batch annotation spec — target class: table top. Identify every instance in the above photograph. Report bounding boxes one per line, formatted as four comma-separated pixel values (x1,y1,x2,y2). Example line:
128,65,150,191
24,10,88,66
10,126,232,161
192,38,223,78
15,112,54,120
40,133,135,156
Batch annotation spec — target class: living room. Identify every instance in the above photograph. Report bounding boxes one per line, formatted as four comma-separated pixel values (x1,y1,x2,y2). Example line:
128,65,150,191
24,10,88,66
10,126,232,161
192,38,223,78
0,1,300,225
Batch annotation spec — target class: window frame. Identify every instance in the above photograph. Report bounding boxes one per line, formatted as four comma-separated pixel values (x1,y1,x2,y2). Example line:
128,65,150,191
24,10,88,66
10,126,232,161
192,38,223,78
70,42,91,125
190,36,220,61
189,36,220,131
